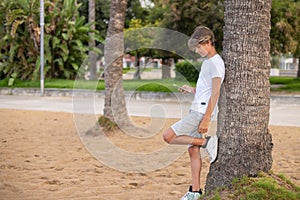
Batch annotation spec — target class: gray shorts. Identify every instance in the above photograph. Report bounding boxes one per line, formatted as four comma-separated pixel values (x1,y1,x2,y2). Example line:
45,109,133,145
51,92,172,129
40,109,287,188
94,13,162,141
171,109,204,139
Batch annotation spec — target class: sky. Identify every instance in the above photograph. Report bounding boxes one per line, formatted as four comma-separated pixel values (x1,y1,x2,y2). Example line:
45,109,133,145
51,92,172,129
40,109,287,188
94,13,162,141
139,0,154,8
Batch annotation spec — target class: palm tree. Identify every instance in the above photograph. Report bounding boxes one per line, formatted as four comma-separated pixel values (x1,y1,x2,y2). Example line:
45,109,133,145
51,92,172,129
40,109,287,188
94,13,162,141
88,0,97,80
205,0,273,191
103,0,129,126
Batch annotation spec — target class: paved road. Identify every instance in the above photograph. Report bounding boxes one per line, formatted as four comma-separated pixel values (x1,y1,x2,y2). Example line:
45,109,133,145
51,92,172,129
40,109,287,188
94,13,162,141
0,94,299,127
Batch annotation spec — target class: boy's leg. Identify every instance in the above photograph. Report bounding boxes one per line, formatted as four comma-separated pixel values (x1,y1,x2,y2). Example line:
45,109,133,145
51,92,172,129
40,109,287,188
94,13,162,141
164,128,203,192
163,128,206,146
188,145,202,192
163,111,205,195
163,110,207,146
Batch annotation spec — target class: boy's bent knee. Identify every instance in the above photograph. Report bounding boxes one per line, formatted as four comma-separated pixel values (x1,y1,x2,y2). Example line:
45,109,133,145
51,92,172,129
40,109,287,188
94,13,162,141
163,128,176,144
188,145,200,156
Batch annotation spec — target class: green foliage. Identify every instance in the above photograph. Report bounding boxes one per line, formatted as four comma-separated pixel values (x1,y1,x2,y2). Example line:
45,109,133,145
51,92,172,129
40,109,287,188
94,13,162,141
78,0,150,39
203,173,300,200
236,174,299,200
43,0,102,79
125,0,151,28
132,82,173,92
175,61,202,82
122,78,195,92
78,0,110,38
271,55,281,69
150,0,224,52
148,0,300,58
98,116,118,131
0,0,101,80
270,77,300,92
271,0,300,56
0,0,40,80
125,19,154,59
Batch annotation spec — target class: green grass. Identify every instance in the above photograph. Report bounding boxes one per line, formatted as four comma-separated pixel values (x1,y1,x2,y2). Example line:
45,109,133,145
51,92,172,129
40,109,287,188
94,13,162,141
270,77,300,92
0,78,195,93
1,77,299,92
202,172,300,200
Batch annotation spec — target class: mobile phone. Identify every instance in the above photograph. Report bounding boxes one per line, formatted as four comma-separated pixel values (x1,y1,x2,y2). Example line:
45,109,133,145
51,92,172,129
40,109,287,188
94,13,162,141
173,84,191,93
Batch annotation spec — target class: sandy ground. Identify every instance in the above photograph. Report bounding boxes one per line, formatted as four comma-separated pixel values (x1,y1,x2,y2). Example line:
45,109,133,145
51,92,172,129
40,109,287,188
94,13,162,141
0,109,299,200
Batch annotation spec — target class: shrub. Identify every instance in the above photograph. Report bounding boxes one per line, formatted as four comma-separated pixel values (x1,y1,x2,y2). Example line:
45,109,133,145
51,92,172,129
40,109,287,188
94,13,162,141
0,0,101,80
174,61,202,82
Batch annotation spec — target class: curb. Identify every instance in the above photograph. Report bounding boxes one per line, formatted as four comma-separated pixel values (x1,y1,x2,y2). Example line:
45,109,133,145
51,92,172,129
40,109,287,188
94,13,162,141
0,87,194,102
0,87,299,104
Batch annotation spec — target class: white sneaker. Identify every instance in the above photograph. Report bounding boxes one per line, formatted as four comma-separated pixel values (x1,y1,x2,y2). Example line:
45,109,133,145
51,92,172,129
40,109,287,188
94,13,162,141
180,186,202,200
205,135,218,163
180,191,201,200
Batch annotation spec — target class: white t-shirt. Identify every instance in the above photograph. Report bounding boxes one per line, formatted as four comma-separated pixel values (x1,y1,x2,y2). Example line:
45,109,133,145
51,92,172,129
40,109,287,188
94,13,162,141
190,54,225,115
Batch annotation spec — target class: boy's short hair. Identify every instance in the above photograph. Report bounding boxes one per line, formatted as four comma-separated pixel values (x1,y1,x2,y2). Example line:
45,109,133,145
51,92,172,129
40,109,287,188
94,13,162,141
188,26,215,51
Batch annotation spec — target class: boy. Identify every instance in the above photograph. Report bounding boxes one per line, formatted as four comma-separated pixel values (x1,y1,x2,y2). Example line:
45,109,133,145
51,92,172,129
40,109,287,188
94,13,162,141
163,26,225,200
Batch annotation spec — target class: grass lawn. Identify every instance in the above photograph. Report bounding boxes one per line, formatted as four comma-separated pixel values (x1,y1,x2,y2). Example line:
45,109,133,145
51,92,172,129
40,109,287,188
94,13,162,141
0,78,196,93
202,172,300,200
270,77,300,92
0,77,299,92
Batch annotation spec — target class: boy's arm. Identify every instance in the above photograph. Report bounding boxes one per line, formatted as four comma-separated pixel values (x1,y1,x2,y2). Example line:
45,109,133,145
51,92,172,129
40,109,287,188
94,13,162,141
198,77,222,133
180,85,196,94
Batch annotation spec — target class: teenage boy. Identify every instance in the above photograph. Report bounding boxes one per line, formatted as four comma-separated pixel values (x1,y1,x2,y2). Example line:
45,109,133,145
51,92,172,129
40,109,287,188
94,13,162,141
163,26,225,200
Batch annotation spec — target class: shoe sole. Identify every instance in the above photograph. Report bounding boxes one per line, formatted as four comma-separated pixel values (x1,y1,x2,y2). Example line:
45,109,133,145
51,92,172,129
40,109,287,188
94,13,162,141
207,135,218,163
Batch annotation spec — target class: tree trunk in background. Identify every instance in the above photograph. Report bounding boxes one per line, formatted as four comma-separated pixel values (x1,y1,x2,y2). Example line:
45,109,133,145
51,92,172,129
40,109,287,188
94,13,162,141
88,0,97,80
134,52,141,79
296,43,300,77
162,58,171,79
206,0,273,191
103,0,129,125
297,56,300,77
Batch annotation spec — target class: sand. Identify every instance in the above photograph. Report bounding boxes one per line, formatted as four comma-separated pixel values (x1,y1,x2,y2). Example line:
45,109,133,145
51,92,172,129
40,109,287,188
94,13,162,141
0,109,299,200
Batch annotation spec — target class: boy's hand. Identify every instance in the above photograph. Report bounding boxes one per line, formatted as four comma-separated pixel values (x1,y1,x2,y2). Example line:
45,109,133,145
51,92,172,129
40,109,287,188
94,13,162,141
178,85,194,94
198,117,210,133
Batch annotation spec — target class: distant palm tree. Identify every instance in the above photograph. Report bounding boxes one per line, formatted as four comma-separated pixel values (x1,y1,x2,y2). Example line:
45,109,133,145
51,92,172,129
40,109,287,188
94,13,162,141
103,0,129,126
88,0,97,80
206,0,273,191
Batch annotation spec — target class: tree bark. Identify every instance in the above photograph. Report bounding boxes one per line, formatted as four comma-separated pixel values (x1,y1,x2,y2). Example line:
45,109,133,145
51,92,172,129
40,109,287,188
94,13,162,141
88,0,97,80
134,52,141,79
103,0,129,126
162,58,171,79
297,54,300,77
206,0,273,191
297,56,300,77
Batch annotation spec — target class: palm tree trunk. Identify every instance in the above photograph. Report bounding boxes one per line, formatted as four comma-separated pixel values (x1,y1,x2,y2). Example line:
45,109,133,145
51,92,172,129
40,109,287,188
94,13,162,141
103,0,129,126
134,51,141,79
206,0,273,191
88,0,97,80
297,48,300,77
297,59,300,77
162,58,171,79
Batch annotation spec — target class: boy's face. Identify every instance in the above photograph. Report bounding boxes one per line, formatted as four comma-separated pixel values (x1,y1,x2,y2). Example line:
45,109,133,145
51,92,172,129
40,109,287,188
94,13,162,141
194,42,210,57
